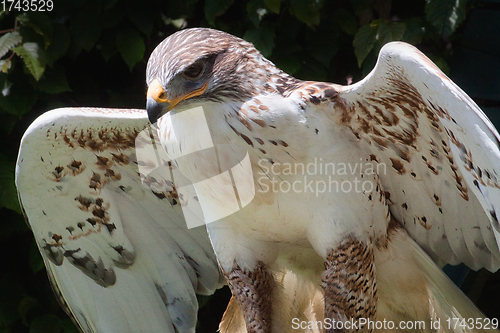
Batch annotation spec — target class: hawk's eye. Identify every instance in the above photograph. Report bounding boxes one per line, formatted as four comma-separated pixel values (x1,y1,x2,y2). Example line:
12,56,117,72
183,63,204,80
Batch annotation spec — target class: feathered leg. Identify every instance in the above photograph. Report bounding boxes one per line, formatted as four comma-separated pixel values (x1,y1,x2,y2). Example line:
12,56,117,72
224,261,274,333
322,237,377,332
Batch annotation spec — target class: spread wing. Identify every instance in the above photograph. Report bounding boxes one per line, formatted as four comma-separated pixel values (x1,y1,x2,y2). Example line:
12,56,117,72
16,107,224,333
332,42,500,271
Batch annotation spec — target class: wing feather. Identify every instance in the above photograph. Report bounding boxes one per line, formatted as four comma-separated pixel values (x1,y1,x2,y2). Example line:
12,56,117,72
334,42,500,271
16,107,224,333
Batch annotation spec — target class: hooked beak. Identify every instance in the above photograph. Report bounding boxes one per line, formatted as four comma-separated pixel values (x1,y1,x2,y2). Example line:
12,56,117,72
146,78,208,124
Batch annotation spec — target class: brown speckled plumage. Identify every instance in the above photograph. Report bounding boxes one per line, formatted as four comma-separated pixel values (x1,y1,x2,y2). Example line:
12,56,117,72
225,262,274,332
322,238,377,332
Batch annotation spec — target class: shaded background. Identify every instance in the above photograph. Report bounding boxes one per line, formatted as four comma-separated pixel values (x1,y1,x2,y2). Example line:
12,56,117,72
1,0,499,331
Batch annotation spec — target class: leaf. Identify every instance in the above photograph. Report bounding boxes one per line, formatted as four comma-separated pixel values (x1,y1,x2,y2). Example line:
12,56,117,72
126,0,153,36
45,24,70,65
17,13,53,48
273,55,301,75
12,42,46,80
264,0,282,13
402,17,426,44
377,21,405,45
333,7,358,36
0,153,22,214
1,76,12,96
243,23,276,57
431,55,450,75
353,20,405,67
205,0,234,26
306,24,339,67
162,0,198,19
425,0,467,37
289,0,323,27
99,31,117,62
296,57,327,81
35,65,71,94
0,31,22,58
0,73,37,118
18,24,45,47
99,4,125,29
0,59,12,73
247,0,268,27
69,12,101,57
116,28,145,71
353,21,379,67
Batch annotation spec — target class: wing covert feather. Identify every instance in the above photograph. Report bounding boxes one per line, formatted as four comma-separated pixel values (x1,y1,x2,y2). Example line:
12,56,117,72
16,107,224,333
336,42,500,271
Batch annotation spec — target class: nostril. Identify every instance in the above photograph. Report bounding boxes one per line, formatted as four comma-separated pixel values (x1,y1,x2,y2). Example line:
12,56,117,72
158,92,167,101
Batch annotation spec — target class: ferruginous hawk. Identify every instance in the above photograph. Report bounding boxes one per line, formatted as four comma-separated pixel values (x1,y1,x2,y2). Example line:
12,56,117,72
16,28,500,332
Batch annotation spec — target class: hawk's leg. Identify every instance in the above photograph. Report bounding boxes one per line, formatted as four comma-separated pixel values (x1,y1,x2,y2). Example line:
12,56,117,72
322,237,377,333
224,261,274,333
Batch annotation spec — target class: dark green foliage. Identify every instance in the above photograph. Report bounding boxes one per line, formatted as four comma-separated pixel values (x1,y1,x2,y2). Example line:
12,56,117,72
425,0,468,37
0,153,20,214
1,0,499,331
116,28,145,71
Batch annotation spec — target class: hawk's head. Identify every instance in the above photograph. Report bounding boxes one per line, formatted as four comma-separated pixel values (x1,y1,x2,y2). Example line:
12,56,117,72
146,28,279,123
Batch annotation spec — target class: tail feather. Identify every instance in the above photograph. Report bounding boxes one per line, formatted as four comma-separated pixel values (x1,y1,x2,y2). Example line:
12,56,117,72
412,239,490,333
377,228,491,332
